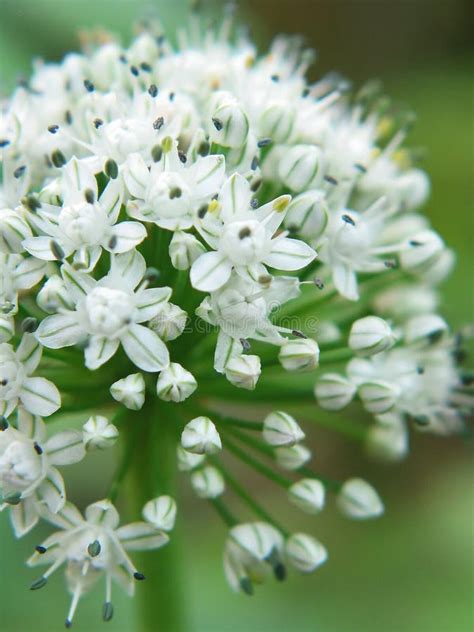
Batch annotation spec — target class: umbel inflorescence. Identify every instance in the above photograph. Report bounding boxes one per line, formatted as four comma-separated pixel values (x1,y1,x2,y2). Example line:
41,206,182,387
0,8,472,628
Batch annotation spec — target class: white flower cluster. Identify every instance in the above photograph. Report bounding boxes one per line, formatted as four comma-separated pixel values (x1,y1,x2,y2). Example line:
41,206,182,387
0,10,471,625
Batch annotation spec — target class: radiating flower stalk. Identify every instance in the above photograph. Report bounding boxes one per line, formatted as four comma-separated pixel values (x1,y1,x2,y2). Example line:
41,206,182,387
0,5,472,630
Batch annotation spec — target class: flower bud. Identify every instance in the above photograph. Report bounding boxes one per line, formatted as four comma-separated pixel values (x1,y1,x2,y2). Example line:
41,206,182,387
358,380,399,414
315,373,356,410
288,479,325,514
0,209,32,253
259,102,295,143
403,313,448,347
0,315,14,342
224,354,261,390
149,302,187,342
317,321,342,345
143,495,177,531
395,168,430,210
36,275,74,313
285,533,328,573
176,445,206,471
366,422,408,462
337,478,384,519
279,145,323,192
262,411,305,447
82,415,119,451
284,190,328,239
156,362,197,402
181,417,222,454
400,229,446,276
279,338,320,372
209,92,249,148
191,466,225,499
348,316,395,357
274,444,311,471
230,522,283,561
372,283,438,320
110,373,145,410
169,231,206,270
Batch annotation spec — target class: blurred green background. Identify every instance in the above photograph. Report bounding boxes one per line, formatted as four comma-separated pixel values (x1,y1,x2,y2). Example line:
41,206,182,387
0,1,472,631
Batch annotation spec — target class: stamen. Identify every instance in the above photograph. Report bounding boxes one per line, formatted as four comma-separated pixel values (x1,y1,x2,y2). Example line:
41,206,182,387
292,330,307,339
33,442,43,455
93,118,103,129
50,240,65,261
30,576,48,590
133,572,146,581
257,137,272,148
35,545,47,554
324,175,338,185
48,125,59,134
140,62,152,72
87,540,101,557
84,189,95,204
240,338,251,352
178,150,187,163
0,417,9,431
21,317,38,333
212,117,223,131
153,116,164,131
83,79,95,92
130,65,139,77
148,84,158,97
104,159,118,180
341,214,355,226
51,150,67,168
13,165,26,179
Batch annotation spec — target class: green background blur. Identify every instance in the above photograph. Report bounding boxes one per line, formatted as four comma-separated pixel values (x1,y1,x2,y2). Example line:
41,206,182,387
0,1,472,631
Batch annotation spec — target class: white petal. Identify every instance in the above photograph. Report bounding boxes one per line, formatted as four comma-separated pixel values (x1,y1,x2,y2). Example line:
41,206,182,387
192,155,226,198
333,264,359,301
85,499,120,528
110,250,146,289
36,312,84,349
20,377,61,417
12,256,45,290
121,324,170,372
16,333,42,373
190,251,232,292
16,408,46,441
62,157,97,204
22,236,56,261
45,430,85,466
100,177,123,222
220,173,252,221
43,501,83,529
106,221,147,253
123,153,149,198
264,237,316,270
214,330,242,373
72,246,101,272
135,287,172,323
116,522,169,551
61,263,96,301
85,335,120,370
36,467,66,513
10,496,40,537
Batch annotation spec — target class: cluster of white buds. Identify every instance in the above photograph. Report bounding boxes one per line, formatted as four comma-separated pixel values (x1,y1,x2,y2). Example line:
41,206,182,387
0,7,470,626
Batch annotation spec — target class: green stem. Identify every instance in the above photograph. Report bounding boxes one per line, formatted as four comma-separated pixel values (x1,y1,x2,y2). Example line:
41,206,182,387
128,400,186,632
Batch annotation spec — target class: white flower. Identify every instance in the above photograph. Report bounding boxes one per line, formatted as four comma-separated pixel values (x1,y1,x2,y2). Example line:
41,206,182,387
181,417,222,455
110,373,146,411
315,373,356,411
169,231,206,270
124,139,225,231
288,479,325,514
0,408,85,536
0,335,60,418
285,533,328,573
0,207,32,254
82,415,118,451
337,478,384,519
36,250,172,371
278,337,320,372
191,173,315,292
274,444,311,471
149,303,188,342
348,316,396,357
156,363,197,403
27,498,171,626
224,522,285,594
191,465,225,498
23,158,145,272
224,354,261,390
262,411,305,447
143,496,177,532
0,253,45,314
36,274,74,314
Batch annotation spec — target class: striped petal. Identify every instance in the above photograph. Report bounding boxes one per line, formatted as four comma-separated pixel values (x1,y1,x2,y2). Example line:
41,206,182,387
20,377,61,417
36,312,84,349
116,522,169,551
121,324,169,372
84,335,119,370
44,430,85,466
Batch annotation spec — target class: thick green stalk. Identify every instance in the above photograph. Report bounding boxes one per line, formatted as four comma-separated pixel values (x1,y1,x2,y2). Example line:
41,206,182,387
128,400,186,632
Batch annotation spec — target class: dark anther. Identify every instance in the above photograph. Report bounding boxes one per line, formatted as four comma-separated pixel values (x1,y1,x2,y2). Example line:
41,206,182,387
250,178,262,192
51,150,66,168
384,259,397,269
409,240,423,247
169,92,175,101
151,145,163,162
103,602,114,622
153,116,164,131
178,150,187,164
239,227,252,239
271,74,280,82
50,240,65,261
240,577,254,595
197,141,210,156
251,156,259,171
84,189,95,204
169,187,182,199
83,79,95,92
324,175,338,185
0,139,11,148
133,572,146,581
427,329,444,345
416,366,425,375
93,118,103,129
22,195,42,212
240,338,251,352
87,540,101,557
212,117,223,131
35,545,47,554
48,125,59,134
0,417,9,431
65,110,73,125
341,214,355,226
21,317,38,333
273,563,287,581
302,88,310,98
313,277,324,290
130,65,139,77
14,165,27,179
119,54,127,64
30,576,48,590
354,163,367,173
148,84,158,98
108,235,118,250
197,204,208,219
292,329,307,339
257,137,272,148
104,159,118,179
140,62,152,72
33,442,43,455
250,198,259,209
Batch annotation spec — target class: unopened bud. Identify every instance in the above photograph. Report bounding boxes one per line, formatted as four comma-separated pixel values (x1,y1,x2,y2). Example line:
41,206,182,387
275,444,311,471
285,533,328,573
262,411,305,447
82,415,118,451
143,495,177,531
36,275,74,313
288,479,325,514
181,417,222,454
259,102,295,143
366,422,408,462
149,303,187,342
110,373,145,410
279,145,323,192
315,373,356,410
284,191,328,239
358,380,399,414
169,231,206,270
191,465,225,499
224,354,261,390
209,92,249,148
400,229,446,277
156,362,197,402
0,209,32,253
337,478,384,519
349,316,395,357
279,338,320,372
